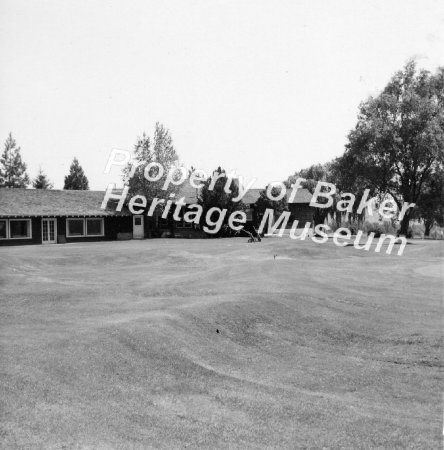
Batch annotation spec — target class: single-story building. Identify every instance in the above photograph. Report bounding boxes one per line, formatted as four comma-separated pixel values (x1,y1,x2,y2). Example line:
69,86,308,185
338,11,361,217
0,189,132,246
242,187,314,230
0,185,315,245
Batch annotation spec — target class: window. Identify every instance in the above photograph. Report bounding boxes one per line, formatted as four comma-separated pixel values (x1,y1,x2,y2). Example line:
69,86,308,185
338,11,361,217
134,217,142,226
9,219,31,239
176,218,192,228
158,217,169,228
175,209,193,229
0,220,8,239
66,218,104,237
67,219,85,237
86,218,104,236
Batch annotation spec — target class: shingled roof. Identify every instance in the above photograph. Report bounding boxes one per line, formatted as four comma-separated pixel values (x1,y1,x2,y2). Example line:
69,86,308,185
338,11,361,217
0,189,131,217
240,188,263,205
178,184,312,205
286,188,313,203
240,187,312,205
0,183,313,218
177,183,199,203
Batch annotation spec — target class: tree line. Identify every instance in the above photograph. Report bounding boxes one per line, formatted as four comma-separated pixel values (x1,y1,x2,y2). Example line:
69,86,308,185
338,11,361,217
1,61,443,236
123,62,443,237
0,134,89,190
285,61,444,237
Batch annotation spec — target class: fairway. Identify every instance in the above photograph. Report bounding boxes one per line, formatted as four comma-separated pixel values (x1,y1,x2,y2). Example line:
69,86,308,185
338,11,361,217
0,238,442,449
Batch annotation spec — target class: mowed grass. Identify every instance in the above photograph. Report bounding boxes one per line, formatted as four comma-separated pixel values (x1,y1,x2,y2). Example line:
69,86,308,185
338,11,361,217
0,238,442,449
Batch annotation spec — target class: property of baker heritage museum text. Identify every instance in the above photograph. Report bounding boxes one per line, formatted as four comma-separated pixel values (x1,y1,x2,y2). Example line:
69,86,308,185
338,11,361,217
100,149,414,256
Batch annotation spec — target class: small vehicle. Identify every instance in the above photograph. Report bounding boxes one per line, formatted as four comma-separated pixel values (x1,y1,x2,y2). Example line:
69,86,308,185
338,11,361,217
245,229,260,243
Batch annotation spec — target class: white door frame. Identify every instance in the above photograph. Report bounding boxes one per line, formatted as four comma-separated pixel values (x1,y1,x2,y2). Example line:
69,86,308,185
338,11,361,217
132,215,144,239
42,218,57,244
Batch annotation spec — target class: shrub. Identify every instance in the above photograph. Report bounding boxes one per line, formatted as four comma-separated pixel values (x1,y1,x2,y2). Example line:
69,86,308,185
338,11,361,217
382,220,398,235
337,220,359,235
327,220,339,232
429,226,444,240
363,221,386,238
408,222,425,239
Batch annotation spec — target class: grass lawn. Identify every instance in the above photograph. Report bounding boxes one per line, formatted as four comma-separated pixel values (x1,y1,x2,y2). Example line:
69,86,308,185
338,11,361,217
0,238,442,449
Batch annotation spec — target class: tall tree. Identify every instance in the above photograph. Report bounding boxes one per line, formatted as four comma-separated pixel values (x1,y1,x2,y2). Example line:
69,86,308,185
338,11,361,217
198,167,245,235
329,156,371,223
336,61,444,235
33,168,53,189
0,133,30,188
415,167,444,236
64,158,89,190
123,122,180,202
255,185,288,216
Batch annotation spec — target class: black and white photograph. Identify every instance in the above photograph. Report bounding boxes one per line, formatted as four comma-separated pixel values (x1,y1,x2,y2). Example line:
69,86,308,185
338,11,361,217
0,1,443,448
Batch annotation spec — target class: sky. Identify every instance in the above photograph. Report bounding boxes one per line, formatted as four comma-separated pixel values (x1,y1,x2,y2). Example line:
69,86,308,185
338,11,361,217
1,0,443,190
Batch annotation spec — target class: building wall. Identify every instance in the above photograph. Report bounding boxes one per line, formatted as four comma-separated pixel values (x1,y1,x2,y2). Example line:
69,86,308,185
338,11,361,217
58,217,111,243
114,216,133,234
288,203,313,227
0,206,313,245
245,203,314,231
0,217,42,246
142,211,207,238
0,216,133,246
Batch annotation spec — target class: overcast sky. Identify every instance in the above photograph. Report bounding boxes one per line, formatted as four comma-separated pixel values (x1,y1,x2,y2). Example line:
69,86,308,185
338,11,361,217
1,0,443,190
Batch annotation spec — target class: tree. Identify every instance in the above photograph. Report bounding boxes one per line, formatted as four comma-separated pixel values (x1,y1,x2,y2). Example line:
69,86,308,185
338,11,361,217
123,122,180,202
286,162,338,227
255,185,288,216
416,167,444,236
0,133,30,188
33,168,53,189
336,61,444,235
198,167,245,236
64,158,89,190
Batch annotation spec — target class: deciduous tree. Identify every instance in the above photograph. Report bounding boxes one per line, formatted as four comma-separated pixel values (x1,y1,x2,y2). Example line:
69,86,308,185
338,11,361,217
123,122,180,202
416,167,444,236
255,185,288,216
286,163,338,226
198,167,246,235
336,61,444,235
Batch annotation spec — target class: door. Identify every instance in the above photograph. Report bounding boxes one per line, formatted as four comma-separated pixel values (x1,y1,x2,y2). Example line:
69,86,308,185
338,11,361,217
42,218,57,244
133,215,144,239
